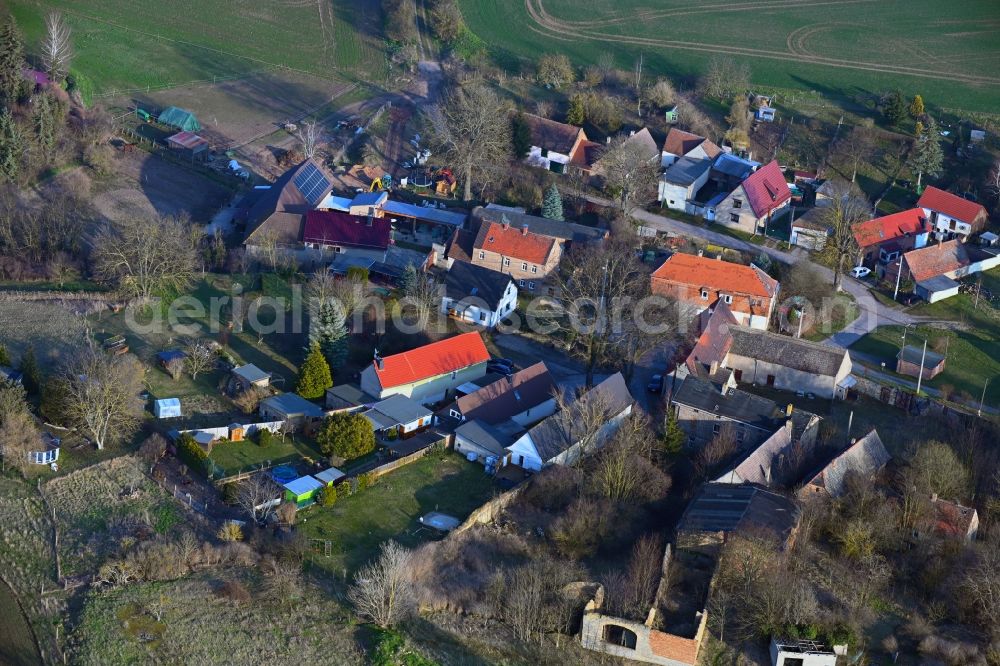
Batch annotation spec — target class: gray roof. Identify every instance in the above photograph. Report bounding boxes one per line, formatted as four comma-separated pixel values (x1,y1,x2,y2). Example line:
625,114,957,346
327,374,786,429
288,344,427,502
712,153,757,179
326,384,376,410
314,467,346,484
526,372,633,462
727,327,848,377
916,275,960,293
897,345,945,367
672,376,783,431
261,393,324,418
455,419,516,456
475,206,608,243
663,156,711,186
364,394,431,427
350,191,388,208
233,363,269,383
717,413,819,487
443,261,514,307
802,429,890,498
679,483,799,542
383,200,467,227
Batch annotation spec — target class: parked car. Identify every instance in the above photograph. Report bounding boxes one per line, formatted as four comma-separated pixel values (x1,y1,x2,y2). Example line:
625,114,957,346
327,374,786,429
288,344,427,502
487,359,514,375
850,266,872,279
647,374,664,394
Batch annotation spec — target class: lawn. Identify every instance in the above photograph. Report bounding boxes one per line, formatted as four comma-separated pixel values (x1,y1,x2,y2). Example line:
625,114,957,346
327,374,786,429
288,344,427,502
301,452,497,574
460,0,1000,113
804,293,859,342
9,0,386,95
208,435,325,478
0,580,39,666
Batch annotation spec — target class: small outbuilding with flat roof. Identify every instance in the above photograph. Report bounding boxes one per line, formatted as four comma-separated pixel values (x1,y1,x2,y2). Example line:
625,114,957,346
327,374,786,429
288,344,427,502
896,344,946,380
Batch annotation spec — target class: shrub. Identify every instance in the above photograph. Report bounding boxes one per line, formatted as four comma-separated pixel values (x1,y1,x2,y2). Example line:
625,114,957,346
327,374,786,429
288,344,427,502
221,482,239,504
357,471,377,491
177,433,209,475
317,485,337,507
217,522,243,542
216,580,251,605
257,428,273,447
295,342,332,399
316,412,375,460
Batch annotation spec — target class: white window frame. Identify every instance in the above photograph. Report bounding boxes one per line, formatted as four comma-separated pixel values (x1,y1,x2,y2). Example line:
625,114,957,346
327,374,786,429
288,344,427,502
531,265,538,274
521,262,528,270
723,294,733,304
700,289,709,300
478,251,485,260
503,257,511,267
528,281,535,290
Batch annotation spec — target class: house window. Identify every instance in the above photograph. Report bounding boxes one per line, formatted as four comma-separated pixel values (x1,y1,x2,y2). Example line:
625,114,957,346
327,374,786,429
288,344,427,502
478,251,485,260
730,213,740,223
503,257,510,267
733,199,743,209
723,294,733,304
700,289,709,300
519,279,525,287
736,429,745,442
449,409,462,419
541,148,549,158
479,312,487,322
521,262,528,270
712,423,721,435
528,281,535,290
531,265,538,273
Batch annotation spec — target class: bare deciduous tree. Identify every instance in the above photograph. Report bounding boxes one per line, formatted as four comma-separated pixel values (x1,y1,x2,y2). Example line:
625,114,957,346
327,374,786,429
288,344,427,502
237,473,281,525
0,409,38,474
820,181,871,290
594,413,671,502
40,13,73,82
294,120,320,159
694,424,738,478
597,135,660,216
348,540,416,628
183,341,215,381
430,84,511,201
961,541,1000,629
60,347,144,449
835,124,875,183
92,215,202,301
164,356,184,380
699,56,751,101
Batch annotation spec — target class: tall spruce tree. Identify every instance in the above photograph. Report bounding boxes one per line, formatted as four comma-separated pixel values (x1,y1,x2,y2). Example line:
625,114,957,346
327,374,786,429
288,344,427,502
0,109,22,182
0,18,25,106
910,116,944,191
295,342,333,399
541,184,564,220
311,301,347,371
19,345,41,395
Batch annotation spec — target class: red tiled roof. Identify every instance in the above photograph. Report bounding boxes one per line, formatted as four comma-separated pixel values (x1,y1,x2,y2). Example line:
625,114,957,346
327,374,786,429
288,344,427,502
663,128,708,157
918,186,987,224
473,221,556,264
522,113,585,155
852,208,928,248
685,302,738,374
303,210,391,249
903,239,970,282
741,160,791,218
373,332,490,389
652,253,778,298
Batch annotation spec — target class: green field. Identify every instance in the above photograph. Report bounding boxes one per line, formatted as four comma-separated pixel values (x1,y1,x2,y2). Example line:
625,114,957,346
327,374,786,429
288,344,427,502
460,0,1000,112
8,0,386,95
0,581,40,666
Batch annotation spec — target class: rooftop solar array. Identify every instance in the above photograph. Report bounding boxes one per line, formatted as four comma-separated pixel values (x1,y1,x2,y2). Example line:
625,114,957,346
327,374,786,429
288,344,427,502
293,163,331,206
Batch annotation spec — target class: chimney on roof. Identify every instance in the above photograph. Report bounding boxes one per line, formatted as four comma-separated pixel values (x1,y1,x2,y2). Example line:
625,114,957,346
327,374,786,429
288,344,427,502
698,249,704,257
606,136,611,144
521,224,529,236
785,419,794,435
786,403,793,417
850,437,857,445
501,214,510,231
374,349,384,371
716,255,722,261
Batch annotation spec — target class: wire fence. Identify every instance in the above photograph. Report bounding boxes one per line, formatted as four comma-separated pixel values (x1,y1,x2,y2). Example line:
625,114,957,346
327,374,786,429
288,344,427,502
93,67,281,99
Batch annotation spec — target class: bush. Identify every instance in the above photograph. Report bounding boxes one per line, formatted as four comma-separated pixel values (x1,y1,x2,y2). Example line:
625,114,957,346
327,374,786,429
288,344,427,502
257,428,273,447
357,471,377,491
217,522,243,542
316,412,375,460
221,482,239,504
317,485,337,507
177,433,209,475
216,580,251,605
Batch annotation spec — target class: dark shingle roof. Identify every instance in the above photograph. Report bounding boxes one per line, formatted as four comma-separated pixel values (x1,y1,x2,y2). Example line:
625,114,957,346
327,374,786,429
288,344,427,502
365,394,431,426
663,156,712,186
452,362,555,424
727,327,848,377
474,206,608,243
443,261,514,308
802,429,889,498
244,159,335,245
897,345,945,368
527,373,633,462
672,376,784,431
521,113,584,155
679,483,800,543
455,419,515,457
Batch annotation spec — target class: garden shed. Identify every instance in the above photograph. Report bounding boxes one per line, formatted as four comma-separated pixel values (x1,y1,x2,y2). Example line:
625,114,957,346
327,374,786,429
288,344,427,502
153,398,181,418
158,106,201,132
314,467,346,486
165,131,209,160
283,476,324,507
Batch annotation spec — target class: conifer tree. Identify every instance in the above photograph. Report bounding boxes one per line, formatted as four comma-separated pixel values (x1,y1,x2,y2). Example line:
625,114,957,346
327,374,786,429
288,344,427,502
908,94,925,118
541,185,564,221
19,345,41,396
0,18,25,106
295,342,333,399
0,109,23,183
910,116,944,191
310,301,347,370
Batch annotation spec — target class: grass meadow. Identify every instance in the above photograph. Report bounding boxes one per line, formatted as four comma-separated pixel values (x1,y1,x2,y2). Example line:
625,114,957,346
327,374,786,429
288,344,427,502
460,0,1000,113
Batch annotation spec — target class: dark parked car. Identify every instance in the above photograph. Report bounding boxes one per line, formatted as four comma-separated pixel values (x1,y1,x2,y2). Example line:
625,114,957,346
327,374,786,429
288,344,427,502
647,374,664,394
487,359,514,375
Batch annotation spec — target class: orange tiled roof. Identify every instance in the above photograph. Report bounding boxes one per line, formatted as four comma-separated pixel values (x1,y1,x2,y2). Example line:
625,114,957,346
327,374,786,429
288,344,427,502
918,186,987,224
473,221,556,264
651,253,778,298
373,332,490,389
852,208,928,248
903,239,970,282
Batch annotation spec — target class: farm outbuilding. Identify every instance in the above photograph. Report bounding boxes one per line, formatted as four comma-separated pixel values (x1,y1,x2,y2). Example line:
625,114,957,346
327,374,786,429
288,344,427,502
153,398,181,419
283,475,324,507
158,106,201,132
165,131,209,160
314,467,346,486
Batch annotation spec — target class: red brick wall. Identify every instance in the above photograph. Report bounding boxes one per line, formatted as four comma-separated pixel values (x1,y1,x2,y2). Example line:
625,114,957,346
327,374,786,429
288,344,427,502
651,277,772,322
648,630,699,664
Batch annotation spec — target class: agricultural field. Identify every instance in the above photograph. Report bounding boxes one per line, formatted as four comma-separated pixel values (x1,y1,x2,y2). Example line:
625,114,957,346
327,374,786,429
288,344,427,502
43,456,183,578
461,0,1000,112
72,572,363,664
8,0,385,95
303,452,497,574
0,300,90,371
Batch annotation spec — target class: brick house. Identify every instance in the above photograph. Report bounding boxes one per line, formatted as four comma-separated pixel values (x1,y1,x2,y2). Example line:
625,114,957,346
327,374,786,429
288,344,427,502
918,185,989,241
651,253,779,330
521,113,589,175
713,160,791,235
852,207,930,271
660,128,721,168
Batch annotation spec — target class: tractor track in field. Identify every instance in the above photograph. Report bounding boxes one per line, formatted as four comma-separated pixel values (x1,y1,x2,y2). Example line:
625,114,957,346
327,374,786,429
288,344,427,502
524,0,1000,87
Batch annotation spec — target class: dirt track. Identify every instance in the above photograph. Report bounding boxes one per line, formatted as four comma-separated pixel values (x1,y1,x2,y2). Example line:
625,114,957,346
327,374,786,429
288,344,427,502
524,0,1000,87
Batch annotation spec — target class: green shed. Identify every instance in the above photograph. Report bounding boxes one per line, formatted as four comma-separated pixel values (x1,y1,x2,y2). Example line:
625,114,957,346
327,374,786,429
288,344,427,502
158,106,201,132
282,475,324,507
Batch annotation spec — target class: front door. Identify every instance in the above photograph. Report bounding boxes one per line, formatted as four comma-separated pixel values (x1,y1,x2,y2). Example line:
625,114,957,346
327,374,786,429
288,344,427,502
766,374,775,386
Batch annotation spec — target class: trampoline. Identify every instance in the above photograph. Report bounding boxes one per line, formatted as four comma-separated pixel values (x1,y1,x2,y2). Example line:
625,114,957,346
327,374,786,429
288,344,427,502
270,465,298,483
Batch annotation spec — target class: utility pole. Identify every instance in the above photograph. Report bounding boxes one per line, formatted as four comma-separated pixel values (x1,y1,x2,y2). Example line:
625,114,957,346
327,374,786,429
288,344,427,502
979,378,990,417
893,258,904,301
915,339,928,395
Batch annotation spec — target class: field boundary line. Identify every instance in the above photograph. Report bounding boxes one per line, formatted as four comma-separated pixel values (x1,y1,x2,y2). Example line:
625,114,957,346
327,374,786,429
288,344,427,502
92,66,283,100
230,82,360,150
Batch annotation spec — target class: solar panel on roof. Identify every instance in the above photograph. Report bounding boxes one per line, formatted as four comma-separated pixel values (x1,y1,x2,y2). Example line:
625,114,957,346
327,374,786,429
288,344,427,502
293,163,331,205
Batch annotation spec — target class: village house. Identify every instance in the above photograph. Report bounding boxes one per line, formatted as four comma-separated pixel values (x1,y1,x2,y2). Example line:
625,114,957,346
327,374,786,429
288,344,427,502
890,239,1000,303
301,208,391,260
258,392,325,428
721,327,853,399
896,344,946,380
440,261,517,329
670,372,789,449
584,127,660,177
798,429,890,499
520,112,590,174
918,185,989,241
678,483,801,549
504,372,632,471
651,253,779,330
660,128,722,168
914,494,979,541
242,159,335,251
231,363,271,393
658,156,712,211
712,160,791,236
852,208,930,272
324,384,376,412
316,190,467,245
444,361,556,426
770,639,839,666
361,394,434,439
788,210,831,251
359,332,491,403
714,413,822,487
